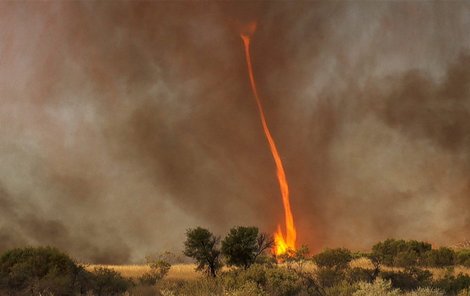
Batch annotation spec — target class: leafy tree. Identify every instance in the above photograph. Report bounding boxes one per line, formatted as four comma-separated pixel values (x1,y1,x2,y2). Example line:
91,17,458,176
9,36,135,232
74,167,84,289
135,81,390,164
183,227,222,277
221,226,274,269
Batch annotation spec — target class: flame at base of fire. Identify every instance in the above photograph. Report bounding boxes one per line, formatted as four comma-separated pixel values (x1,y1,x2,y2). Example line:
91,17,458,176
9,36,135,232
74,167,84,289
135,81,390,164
274,225,295,256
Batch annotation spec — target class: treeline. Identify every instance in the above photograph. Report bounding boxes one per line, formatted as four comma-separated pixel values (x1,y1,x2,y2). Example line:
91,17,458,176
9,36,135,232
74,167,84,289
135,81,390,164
181,226,470,295
2,227,470,295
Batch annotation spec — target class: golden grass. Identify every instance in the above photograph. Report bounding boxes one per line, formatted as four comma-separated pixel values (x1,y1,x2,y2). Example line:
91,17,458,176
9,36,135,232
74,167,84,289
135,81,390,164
85,260,470,281
166,264,201,280
84,264,200,280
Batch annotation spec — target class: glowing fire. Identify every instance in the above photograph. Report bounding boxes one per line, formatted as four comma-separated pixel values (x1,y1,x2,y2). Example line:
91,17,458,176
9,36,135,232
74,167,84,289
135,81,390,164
240,22,297,256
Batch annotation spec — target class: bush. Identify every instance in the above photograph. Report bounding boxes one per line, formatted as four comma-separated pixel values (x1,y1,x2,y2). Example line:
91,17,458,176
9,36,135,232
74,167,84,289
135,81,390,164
324,281,358,296
404,287,444,296
313,248,352,270
0,246,90,295
254,254,277,266
347,267,375,283
316,267,345,288
157,278,223,296
458,289,470,296
225,280,267,296
424,247,456,267
433,273,470,295
372,239,432,267
223,264,268,289
457,250,470,267
91,267,130,296
264,267,302,296
139,254,171,286
222,264,301,296
352,278,401,296
380,268,432,291
395,250,420,268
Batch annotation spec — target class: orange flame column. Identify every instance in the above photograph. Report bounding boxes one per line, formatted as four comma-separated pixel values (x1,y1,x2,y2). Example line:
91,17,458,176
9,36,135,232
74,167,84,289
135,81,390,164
240,30,297,256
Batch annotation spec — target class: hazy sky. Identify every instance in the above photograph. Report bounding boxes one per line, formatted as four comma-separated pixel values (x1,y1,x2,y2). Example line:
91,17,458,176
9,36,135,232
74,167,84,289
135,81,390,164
0,1,469,263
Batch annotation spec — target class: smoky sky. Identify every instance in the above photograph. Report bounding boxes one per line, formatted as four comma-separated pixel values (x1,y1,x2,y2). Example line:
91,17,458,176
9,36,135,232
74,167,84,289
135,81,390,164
0,1,469,263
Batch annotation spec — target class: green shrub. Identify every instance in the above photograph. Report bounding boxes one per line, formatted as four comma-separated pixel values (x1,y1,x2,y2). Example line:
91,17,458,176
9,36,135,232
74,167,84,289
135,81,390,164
457,250,470,267
0,246,90,295
264,267,302,296
324,281,358,296
139,272,160,286
157,278,223,296
222,264,301,296
254,254,277,266
223,264,268,289
92,267,130,296
139,255,171,286
424,248,456,267
380,268,432,291
225,280,267,296
313,248,352,270
395,250,420,268
433,273,470,295
372,239,432,267
316,267,345,288
352,278,401,296
347,267,375,283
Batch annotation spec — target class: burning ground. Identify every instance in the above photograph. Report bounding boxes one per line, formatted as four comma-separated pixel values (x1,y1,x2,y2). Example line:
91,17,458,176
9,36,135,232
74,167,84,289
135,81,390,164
0,1,469,263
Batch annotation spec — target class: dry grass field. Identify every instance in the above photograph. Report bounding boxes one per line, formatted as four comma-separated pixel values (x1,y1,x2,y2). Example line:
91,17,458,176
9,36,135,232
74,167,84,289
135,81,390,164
85,263,200,280
86,258,470,281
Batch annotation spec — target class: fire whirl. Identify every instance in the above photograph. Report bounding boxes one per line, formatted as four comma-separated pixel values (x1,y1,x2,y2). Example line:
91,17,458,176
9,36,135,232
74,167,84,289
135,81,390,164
240,22,297,256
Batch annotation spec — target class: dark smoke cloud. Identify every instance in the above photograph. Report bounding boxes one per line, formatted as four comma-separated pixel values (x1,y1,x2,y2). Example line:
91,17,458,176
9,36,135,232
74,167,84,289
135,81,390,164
0,1,469,262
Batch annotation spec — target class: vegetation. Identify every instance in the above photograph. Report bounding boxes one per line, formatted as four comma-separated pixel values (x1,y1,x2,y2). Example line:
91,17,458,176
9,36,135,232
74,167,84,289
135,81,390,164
183,227,222,277
221,226,274,270
371,239,432,267
0,246,130,295
2,231,470,295
91,267,130,295
138,253,171,285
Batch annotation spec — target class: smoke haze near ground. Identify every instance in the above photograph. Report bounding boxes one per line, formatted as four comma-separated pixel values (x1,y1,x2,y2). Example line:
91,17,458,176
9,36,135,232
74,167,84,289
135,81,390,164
0,1,469,263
